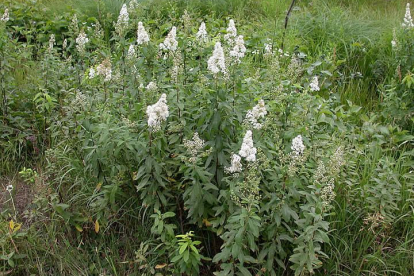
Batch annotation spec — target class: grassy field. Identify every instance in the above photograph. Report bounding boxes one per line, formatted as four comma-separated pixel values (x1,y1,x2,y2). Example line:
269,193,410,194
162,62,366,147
0,0,413,275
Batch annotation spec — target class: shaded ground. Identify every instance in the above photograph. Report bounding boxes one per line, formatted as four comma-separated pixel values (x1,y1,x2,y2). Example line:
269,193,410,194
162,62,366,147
0,176,33,218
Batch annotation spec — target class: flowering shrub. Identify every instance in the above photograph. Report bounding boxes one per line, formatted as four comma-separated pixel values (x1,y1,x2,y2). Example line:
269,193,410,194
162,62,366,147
0,1,413,275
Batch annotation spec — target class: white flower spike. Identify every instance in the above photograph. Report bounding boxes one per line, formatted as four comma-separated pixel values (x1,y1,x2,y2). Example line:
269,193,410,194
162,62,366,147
137,22,150,44
239,130,257,162
146,94,169,131
208,42,227,75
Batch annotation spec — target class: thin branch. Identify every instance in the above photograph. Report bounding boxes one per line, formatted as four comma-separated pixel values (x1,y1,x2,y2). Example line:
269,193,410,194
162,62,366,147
281,0,297,51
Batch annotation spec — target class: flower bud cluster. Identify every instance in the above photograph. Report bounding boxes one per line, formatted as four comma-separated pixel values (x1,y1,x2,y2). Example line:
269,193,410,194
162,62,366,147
127,44,136,60
75,30,89,54
196,22,208,43
96,59,112,82
1,9,9,22
146,81,158,92
49,34,55,51
244,99,267,129
183,132,206,163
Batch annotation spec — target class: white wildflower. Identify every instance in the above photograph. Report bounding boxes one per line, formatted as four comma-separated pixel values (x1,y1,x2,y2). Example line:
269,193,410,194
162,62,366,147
264,42,273,55
94,21,104,39
402,3,414,28
159,26,178,52
224,19,237,44
75,30,89,53
291,135,305,156
239,130,257,162
146,81,158,92
127,44,136,59
69,14,79,34
207,42,227,75
129,0,139,10
225,154,243,174
229,35,246,63
6,185,13,192
245,99,267,129
115,4,129,35
1,8,9,22
321,178,336,208
62,38,67,50
48,34,55,51
89,68,96,79
196,22,208,43
137,22,150,44
183,132,205,157
146,93,169,131
96,59,112,82
309,76,320,91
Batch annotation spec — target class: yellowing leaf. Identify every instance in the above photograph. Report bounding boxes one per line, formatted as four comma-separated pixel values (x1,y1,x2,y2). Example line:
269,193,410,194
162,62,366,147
202,218,212,227
13,223,21,233
96,182,102,191
94,220,100,233
167,177,176,183
155,263,167,269
9,220,14,231
75,224,83,232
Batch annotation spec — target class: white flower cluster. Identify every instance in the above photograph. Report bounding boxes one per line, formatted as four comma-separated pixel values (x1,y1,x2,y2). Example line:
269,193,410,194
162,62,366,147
49,34,55,51
137,22,150,45
75,30,89,53
159,26,178,52
89,67,96,79
224,19,237,44
208,42,227,75
264,41,272,55
239,130,257,162
320,178,336,208
115,4,129,35
229,35,246,63
129,0,139,10
69,14,79,34
196,22,208,43
62,39,67,50
245,99,267,129
291,135,305,156
96,59,112,82
146,93,169,131
93,21,104,39
146,81,158,92
402,3,414,28
309,76,320,92
225,153,243,174
183,132,205,163
127,44,136,59
1,8,9,22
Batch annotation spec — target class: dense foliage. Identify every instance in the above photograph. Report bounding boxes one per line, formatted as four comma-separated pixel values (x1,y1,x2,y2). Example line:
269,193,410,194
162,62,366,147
0,0,413,275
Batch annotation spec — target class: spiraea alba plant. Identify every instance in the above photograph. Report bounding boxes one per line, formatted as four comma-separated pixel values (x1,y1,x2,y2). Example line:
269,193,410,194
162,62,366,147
1,1,412,276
